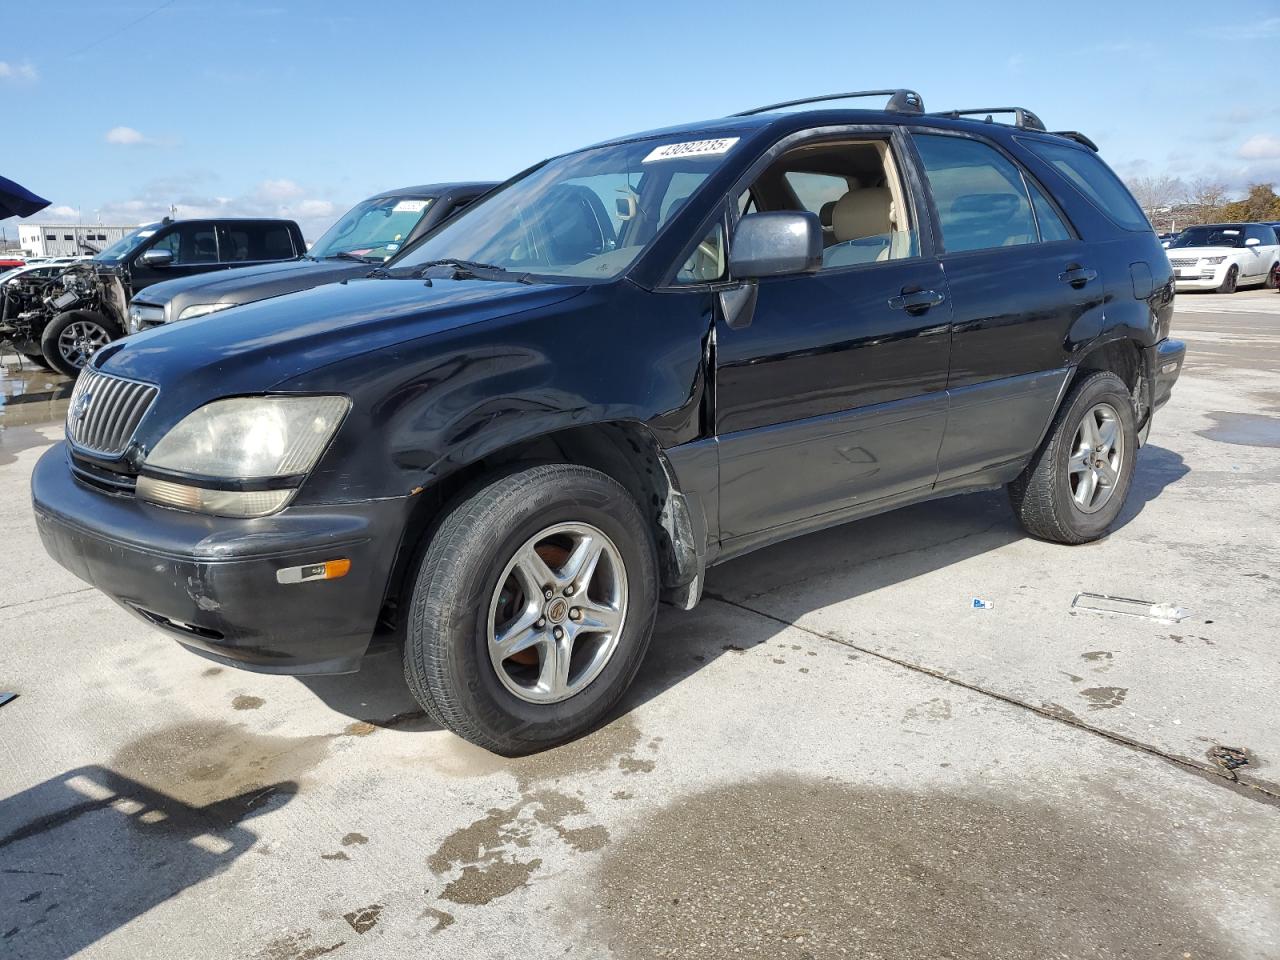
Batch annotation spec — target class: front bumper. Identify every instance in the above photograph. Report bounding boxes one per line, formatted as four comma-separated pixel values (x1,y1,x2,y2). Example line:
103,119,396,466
31,443,408,674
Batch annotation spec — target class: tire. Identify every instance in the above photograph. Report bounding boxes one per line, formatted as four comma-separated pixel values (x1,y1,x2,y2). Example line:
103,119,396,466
1266,262,1279,290
41,310,119,377
1008,370,1137,545
403,463,659,755
1216,265,1238,294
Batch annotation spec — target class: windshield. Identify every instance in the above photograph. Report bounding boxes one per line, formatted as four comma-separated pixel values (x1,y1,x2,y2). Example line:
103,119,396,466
1170,226,1246,249
310,196,435,262
392,136,737,281
95,224,160,262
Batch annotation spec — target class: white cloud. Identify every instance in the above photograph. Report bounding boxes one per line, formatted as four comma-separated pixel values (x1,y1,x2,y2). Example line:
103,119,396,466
1239,134,1280,161
254,178,305,202
105,125,150,145
0,61,37,82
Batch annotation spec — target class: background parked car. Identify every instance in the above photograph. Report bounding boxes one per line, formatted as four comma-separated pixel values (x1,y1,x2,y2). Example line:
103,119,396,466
126,183,494,332
1165,223,1280,293
4,217,303,374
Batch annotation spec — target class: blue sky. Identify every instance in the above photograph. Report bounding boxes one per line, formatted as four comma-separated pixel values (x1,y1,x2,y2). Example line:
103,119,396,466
3,0,1279,240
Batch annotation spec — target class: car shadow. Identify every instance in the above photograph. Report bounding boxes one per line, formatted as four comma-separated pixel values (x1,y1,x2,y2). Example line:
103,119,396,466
0,766,290,960
295,445,1188,740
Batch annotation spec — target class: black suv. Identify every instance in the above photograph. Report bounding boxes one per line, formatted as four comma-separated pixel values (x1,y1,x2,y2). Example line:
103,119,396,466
125,183,495,332
32,90,1185,754
12,217,303,375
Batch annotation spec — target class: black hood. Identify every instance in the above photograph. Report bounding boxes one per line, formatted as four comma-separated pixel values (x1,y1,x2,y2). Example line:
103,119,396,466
98,275,588,415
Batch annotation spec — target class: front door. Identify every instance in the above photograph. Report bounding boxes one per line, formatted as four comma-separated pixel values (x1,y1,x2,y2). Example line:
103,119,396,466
714,130,952,542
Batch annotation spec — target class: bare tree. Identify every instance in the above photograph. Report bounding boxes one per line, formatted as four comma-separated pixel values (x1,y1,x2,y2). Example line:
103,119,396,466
1125,175,1186,229
1183,178,1230,226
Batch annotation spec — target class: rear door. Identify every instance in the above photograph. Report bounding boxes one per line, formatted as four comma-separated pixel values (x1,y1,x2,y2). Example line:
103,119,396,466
909,130,1106,483
216,222,298,265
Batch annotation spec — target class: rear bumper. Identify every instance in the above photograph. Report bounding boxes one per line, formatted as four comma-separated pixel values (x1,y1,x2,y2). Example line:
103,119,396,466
1139,338,1186,445
31,443,408,674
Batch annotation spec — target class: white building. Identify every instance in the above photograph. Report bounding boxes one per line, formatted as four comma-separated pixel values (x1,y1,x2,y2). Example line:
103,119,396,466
15,223,137,258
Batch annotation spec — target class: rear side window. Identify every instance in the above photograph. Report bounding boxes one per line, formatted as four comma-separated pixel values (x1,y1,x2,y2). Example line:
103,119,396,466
1021,139,1149,231
259,224,296,259
912,134,1037,253
1028,180,1073,242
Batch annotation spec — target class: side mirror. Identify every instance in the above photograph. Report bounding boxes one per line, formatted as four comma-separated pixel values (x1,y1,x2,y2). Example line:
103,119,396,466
729,211,823,279
139,248,174,267
1161,240,1171,249
1244,237,1260,247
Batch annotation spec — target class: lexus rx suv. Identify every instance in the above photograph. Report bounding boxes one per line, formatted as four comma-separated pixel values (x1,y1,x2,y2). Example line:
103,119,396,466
32,90,1186,754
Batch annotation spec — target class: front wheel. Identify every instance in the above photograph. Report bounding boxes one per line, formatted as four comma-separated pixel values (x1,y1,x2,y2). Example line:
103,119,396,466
1216,265,1238,294
1008,370,1137,544
403,464,659,755
41,310,119,376
1266,262,1279,290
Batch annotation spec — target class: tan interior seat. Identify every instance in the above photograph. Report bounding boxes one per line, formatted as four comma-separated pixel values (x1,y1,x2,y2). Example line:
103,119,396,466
824,187,894,267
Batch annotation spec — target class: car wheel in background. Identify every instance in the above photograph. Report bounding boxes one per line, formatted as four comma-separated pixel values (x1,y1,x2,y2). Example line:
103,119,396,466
1266,263,1279,290
403,463,659,755
1008,370,1137,545
1216,265,1238,294
20,352,52,370
40,310,119,377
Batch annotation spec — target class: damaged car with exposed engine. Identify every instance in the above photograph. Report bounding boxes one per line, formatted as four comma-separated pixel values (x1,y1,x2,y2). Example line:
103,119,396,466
32,89,1186,756
3,217,303,375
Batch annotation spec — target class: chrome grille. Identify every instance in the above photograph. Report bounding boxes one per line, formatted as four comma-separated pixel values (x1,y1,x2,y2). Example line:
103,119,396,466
65,368,158,457
1168,257,1198,268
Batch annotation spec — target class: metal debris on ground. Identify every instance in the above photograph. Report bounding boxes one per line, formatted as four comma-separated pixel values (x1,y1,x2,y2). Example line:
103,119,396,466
1208,745,1251,774
0,692,16,708
1071,593,1189,623
971,598,994,610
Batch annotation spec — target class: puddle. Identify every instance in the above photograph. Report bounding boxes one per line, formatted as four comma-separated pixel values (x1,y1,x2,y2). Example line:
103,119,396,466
0,358,74,429
1196,411,1280,448
587,775,1238,959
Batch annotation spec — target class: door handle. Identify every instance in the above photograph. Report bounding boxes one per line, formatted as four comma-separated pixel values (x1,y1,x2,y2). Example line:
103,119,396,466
888,288,946,313
1059,265,1098,288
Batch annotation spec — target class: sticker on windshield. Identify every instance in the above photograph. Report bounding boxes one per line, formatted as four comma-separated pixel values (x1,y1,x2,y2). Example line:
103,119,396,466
393,199,429,213
642,137,739,163
1222,229,1239,235
137,231,155,238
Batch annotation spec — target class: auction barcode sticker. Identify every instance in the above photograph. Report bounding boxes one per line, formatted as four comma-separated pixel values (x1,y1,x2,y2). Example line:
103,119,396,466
642,137,740,163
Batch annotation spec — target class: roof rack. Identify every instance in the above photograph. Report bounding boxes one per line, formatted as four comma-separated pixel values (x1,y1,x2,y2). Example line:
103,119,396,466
929,107,1047,132
1050,130,1099,152
732,89,925,117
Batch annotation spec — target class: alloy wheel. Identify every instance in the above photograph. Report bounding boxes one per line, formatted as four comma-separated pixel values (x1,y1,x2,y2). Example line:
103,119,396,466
57,320,111,369
487,521,627,704
1068,402,1124,514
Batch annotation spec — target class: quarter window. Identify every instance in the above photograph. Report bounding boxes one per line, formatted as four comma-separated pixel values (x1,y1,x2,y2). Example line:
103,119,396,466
1020,138,1150,231
913,134,1037,253
675,221,724,284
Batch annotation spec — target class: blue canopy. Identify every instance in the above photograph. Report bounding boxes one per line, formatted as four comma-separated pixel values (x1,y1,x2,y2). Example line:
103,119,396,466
0,174,51,219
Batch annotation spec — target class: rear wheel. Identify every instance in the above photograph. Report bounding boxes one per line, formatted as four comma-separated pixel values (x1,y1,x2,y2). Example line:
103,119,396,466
403,464,659,755
41,310,118,376
1008,370,1137,544
1216,265,1238,294
1266,262,1279,290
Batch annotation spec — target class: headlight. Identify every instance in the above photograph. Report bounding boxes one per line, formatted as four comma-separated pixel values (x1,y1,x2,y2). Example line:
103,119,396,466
178,302,235,321
1202,256,1228,265
138,395,350,517
128,303,165,332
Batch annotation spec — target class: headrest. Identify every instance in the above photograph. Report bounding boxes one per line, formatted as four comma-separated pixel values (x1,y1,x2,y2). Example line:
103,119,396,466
832,187,891,242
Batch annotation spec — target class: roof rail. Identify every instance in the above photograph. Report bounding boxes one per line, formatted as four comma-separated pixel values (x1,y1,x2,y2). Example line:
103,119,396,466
929,107,1047,132
732,89,925,117
1050,130,1099,152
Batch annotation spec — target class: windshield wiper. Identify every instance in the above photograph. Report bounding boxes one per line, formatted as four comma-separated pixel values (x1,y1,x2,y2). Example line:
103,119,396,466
414,258,534,283
329,251,377,263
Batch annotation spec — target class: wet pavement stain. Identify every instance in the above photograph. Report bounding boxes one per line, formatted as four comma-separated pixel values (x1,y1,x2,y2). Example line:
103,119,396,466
1196,411,1280,448
110,721,331,810
587,775,1238,960
341,903,382,934
1079,686,1129,711
319,851,350,861
257,930,345,960
419,906,455,932
232,695,265,711
341,831,368,846
428,789,611,906
1081,650,1114,662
